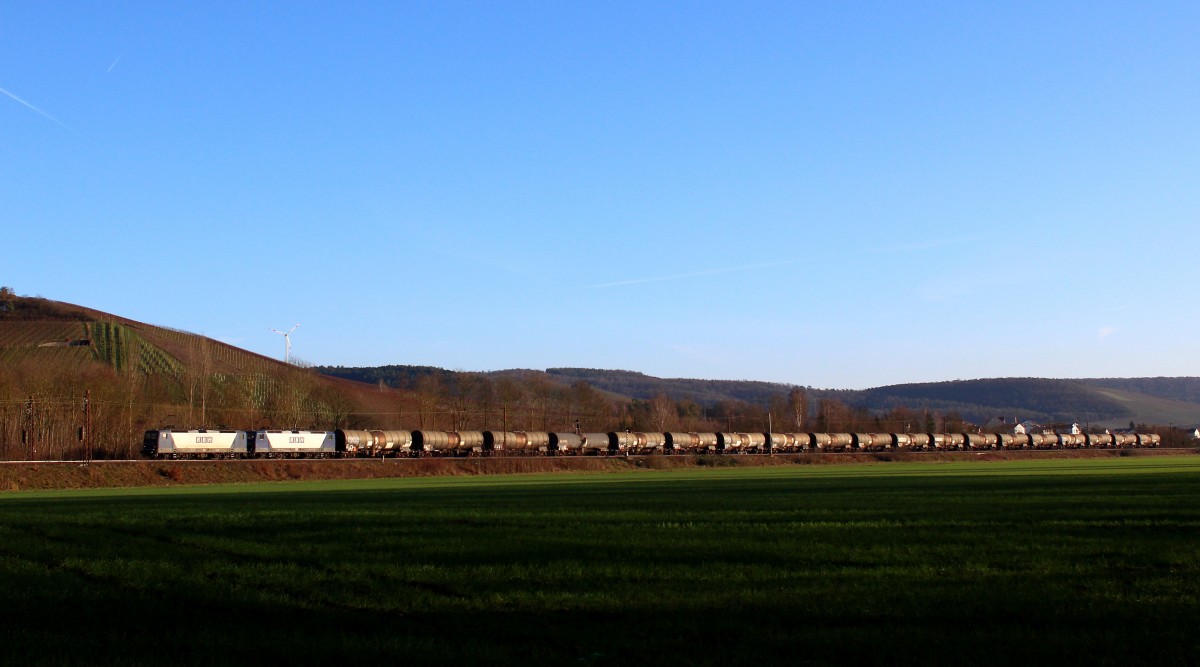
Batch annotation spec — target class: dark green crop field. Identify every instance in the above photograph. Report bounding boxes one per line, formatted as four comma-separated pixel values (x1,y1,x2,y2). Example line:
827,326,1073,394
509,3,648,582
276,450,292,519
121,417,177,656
3,458,1200,665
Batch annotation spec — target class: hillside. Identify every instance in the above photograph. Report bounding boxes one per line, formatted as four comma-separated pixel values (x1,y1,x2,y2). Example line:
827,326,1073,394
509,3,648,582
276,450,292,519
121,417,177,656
1075,385,1200,429
0,294,401,459
1082,377,1200,404
1,295,278,377
851,379,1128,426
847,378,1200,428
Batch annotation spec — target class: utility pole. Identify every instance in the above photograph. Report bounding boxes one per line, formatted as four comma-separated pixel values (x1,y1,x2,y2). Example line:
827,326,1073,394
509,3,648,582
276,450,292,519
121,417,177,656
83,389,92,463
24,396,40,461
23,397,33,461
768,412,773,457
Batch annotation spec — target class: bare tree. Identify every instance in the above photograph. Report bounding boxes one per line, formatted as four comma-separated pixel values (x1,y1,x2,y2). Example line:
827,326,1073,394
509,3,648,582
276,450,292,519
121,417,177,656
570,381,610,432
493,377,524,431
446,373,486,430
789,387,808,431
523,375,556,431
649,393,676,432
181,335,214,426
415,374,443,429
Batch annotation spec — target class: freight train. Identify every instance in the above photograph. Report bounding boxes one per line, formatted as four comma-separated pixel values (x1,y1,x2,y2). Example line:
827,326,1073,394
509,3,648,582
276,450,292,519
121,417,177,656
142,428,1162,459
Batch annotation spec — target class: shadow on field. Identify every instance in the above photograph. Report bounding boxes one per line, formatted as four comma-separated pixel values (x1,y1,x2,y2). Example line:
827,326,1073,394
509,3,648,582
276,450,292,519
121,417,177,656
2,464,1200,665
4,573,1197,666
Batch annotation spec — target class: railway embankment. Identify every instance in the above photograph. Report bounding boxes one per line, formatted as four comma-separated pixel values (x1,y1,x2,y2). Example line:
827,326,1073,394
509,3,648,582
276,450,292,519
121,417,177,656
0,448,1196,493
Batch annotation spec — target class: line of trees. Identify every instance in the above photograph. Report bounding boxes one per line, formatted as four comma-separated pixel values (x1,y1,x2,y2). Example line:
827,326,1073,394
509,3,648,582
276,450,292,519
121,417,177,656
0,352,817,459
5,358,1196,461
0,343,1041,460
0,349,361,459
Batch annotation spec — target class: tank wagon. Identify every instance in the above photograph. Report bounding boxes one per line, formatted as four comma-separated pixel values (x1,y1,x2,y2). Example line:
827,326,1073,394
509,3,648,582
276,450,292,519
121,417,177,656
578,433,610,454
607,432,639,454
482,431,553,454
892,433,916,451
852,433,895,452
1086,433,1114,448
411,430,488,455
629,432,667,454
966,433,999,450
336,430,375,455
768,433,799,452
371,430,414,455
1057,433,1086,449
665,432,700,453
740,432,767,452
816,433,854,452
143,426,1163,459
1112,433,1138,448
549,432,582,453
904,434,933,451
998,434,1031,449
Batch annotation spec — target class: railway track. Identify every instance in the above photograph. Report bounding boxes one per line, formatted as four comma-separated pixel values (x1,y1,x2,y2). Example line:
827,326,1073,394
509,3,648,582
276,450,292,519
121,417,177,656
3,448,1196,465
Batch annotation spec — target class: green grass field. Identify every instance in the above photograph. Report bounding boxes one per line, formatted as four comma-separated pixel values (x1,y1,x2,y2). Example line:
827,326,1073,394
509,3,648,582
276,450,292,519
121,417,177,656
3,458,1199,665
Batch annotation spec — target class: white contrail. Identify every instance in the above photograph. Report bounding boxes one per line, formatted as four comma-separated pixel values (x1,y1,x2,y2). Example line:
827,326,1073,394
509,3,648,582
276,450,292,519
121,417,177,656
107,54,124,72
0,85,76,133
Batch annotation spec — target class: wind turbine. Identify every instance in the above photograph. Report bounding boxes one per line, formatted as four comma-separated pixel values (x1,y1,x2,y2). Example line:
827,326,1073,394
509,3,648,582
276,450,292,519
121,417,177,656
270,324,300,364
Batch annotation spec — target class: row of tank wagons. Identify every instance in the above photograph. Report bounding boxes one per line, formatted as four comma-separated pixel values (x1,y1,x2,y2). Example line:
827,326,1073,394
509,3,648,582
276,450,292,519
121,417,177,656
143,428,1162,459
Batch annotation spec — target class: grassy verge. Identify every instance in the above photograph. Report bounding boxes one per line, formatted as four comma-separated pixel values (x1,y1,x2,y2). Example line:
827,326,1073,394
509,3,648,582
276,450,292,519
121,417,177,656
2,458,1199,665
2,448,1193,493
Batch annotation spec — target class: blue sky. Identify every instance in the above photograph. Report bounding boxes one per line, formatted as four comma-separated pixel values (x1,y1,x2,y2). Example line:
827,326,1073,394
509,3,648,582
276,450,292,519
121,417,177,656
3,2,1197,389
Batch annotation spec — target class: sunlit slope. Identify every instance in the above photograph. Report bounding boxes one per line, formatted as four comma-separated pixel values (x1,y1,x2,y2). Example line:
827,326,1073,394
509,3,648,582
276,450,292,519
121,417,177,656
0,299,279,377
1085,386,1200,429
0,296,394,415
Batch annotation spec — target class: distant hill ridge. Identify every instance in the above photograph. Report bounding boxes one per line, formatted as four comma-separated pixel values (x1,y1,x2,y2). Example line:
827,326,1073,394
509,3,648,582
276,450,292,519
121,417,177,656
317,364,1200,429
546,368,793,406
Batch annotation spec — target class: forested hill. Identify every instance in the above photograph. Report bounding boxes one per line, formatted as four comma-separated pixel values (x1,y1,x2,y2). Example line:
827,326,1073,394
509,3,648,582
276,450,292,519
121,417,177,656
544,368,794,406
541,371,1200,426
317,365,1200,428
852,379,1130,426
313,365,796,406
543,372,1200,426
312,364,457,389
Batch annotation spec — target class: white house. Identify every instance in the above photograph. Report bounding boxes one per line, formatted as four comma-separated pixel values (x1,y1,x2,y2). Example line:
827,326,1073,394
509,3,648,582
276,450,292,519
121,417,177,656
1014,420,1040,435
